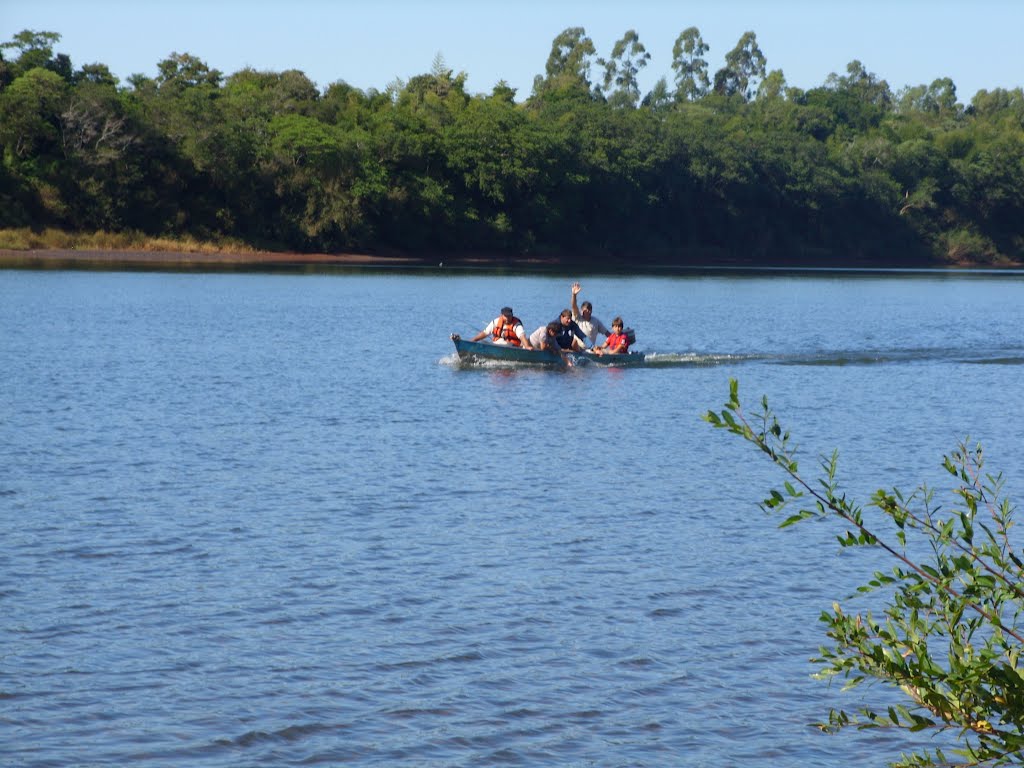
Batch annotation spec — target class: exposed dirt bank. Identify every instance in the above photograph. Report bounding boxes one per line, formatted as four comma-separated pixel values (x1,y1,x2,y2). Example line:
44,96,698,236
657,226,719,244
0,248,448,269
2,248,1020,272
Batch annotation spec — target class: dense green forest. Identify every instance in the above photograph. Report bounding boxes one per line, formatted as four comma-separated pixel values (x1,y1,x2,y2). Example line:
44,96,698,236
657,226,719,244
1,27,1022,266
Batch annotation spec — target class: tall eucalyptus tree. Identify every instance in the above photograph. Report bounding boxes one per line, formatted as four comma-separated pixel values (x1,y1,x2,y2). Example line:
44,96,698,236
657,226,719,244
713,31,767,101
531,27,597,100
671,26,710,102
598,29,650,108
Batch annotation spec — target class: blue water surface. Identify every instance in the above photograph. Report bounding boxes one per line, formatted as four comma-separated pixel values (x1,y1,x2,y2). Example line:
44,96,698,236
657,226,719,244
3,268,1024,767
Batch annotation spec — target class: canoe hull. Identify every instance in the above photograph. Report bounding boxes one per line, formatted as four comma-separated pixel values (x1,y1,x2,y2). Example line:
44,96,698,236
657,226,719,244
452,336,646,367
452,337,565,365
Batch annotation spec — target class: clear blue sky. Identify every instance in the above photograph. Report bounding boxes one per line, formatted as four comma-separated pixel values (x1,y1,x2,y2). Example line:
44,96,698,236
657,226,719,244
4,0,1021,102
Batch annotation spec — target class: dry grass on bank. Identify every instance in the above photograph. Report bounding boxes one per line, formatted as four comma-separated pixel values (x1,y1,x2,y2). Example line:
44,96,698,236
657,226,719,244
0,228,262,255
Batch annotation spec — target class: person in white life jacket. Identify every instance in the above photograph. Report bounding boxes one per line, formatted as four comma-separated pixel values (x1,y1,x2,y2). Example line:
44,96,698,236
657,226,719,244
469,307,533,348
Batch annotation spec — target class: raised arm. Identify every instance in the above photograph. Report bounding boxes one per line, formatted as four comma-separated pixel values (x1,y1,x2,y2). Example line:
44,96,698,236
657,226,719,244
570,282,582,320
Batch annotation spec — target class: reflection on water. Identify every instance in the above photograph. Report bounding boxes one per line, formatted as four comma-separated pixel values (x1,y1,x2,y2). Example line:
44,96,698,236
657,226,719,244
2,268,1023,766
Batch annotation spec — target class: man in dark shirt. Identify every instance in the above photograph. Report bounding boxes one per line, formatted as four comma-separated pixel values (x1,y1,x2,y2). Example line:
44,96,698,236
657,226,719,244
552,309,587,351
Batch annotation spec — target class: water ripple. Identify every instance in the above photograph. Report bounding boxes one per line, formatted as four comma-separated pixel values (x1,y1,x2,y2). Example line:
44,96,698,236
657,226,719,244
3,270,1017,767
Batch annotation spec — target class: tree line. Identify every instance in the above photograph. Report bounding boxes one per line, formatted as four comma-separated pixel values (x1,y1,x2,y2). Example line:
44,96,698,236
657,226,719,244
1,27,1022,266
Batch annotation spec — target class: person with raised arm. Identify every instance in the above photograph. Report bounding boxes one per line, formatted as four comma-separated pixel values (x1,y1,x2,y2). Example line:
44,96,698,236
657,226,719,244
570,282,611,350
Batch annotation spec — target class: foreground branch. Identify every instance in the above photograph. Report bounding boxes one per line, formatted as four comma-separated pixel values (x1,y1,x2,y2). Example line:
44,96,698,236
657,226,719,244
704,379,1024,768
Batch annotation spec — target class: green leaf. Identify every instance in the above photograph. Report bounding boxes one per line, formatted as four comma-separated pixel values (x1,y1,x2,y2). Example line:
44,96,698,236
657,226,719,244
780,510,813,528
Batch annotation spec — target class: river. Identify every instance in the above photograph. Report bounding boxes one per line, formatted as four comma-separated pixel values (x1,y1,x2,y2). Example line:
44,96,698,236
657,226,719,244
3,267,1024,766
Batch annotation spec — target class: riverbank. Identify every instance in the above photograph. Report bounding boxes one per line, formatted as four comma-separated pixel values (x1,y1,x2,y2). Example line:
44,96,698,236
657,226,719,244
0,248,446,271
2,246,1022,273
0,248,590,272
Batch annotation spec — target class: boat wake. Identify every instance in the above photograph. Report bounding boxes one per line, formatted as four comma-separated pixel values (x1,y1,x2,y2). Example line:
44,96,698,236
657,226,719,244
438,352,560,370
641,352,765,367
646,347,1024,367
441,347,1024,369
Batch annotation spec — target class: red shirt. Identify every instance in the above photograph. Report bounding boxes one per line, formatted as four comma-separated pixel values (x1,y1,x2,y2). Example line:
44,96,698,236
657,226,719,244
605,331,629,352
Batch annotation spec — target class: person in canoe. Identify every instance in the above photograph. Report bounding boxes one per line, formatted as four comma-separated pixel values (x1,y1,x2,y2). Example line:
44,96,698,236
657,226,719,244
570,282,611,349
468,306,534,349
553,309,587,352
529,322,574,366
591,317,632,355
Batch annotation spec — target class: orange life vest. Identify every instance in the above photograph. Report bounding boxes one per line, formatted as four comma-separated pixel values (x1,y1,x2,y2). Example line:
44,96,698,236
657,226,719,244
492,316,523,346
